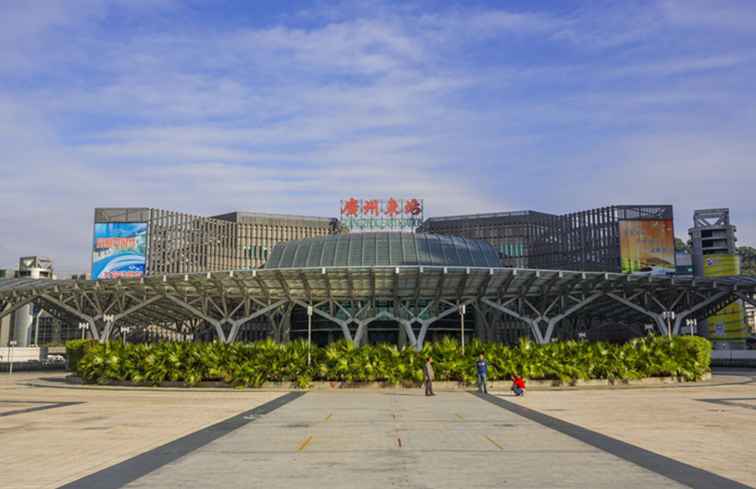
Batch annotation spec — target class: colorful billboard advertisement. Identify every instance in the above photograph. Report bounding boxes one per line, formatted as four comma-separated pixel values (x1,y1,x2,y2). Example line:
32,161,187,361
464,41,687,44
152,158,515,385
702,254,740,277
703,253,746,342
340,198,423,231
92,223,148,279
708,303,746,341
619,219,675,273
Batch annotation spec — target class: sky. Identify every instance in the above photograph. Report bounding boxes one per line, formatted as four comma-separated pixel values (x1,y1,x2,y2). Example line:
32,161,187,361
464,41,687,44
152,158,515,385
1,0,754,275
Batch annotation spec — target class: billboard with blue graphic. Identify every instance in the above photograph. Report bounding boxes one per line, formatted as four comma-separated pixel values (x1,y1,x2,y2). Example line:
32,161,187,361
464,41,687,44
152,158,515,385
92,223,148,279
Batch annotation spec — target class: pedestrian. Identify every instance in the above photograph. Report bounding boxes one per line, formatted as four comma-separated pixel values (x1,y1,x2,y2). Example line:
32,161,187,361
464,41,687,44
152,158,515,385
475,353,488,394
423,356,435,396
511,373,526,397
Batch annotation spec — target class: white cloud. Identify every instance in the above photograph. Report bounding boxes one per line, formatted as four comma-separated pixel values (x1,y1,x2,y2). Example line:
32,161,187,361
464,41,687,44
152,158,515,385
660,0,756,32
551,130,756,242
0,0,755,273
609,54,748,78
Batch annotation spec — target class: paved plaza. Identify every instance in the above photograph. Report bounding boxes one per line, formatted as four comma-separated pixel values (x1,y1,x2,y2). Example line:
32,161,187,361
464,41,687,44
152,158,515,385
0,371,754,489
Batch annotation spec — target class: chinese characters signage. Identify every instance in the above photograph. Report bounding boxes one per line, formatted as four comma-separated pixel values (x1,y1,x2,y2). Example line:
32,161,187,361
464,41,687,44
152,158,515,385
340,198,424,231
92,223,148,279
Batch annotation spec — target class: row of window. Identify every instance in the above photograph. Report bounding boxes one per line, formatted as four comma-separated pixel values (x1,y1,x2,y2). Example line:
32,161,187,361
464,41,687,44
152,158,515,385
243,245,270,261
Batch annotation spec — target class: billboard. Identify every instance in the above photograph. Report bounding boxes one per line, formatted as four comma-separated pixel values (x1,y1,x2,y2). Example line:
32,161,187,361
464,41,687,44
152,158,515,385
619,219,675,273
702,254,740,277
340,198,423,231
92,223,148,279
708,303,746,341
703,254,746,342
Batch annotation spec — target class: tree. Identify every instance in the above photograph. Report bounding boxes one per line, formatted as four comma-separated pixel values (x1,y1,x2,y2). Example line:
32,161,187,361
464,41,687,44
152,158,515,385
738,246,756,276
675,237,691,253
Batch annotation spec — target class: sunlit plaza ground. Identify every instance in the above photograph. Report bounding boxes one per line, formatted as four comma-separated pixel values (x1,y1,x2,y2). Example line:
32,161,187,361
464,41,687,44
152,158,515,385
1,370,755,489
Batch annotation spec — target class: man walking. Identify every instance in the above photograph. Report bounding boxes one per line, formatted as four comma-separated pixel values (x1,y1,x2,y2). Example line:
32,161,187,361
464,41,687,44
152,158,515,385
423,357,435,396
476,353,488,394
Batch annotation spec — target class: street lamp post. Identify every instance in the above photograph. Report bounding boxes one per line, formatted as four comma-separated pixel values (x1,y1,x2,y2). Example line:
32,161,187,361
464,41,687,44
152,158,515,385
120,326,132,346
460,304,466,355
33,305,41,347
78,322,88,339
662,311,676,339
103,314,115,343
8,340,17,376
685,318,698,336
307,305,313,367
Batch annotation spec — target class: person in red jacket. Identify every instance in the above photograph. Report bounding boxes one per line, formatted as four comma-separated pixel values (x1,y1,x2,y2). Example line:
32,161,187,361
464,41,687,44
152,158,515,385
511,374,526,397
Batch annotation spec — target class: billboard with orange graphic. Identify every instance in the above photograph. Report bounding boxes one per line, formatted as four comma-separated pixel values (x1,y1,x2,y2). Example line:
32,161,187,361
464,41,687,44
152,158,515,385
619,219,675,273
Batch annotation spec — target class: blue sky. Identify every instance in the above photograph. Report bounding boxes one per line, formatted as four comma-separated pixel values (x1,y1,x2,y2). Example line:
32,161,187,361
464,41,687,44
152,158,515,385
1,0,754,274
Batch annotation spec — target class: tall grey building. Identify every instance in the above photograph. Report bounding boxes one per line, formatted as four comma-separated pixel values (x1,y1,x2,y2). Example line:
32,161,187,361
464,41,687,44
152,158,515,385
688,208,738,276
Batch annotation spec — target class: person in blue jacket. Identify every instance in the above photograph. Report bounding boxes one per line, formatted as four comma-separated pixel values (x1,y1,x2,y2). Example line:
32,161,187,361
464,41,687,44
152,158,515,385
476,353,488,394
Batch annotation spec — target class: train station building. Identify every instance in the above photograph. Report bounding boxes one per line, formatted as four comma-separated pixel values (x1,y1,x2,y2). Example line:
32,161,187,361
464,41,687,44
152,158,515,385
0,203,753,348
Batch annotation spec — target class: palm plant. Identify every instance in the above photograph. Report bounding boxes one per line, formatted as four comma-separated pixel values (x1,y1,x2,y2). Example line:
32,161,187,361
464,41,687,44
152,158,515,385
72,334,712,386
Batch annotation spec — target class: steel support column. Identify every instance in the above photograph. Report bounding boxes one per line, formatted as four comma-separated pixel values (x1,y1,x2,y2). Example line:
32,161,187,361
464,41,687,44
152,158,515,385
542,293,603,343
227,300,288,343
606,293,667,335
166,295,226,342
671,290,731,335
39,293,103,341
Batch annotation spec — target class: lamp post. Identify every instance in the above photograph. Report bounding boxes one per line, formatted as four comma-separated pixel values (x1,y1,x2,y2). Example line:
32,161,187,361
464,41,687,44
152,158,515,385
662,311,675,339
120,326,132,346
8,340,17,375
78,322,88,339
103,314,115,343
307,305,313,367
685,318,698,336
460,304,466,355
33,305,41,346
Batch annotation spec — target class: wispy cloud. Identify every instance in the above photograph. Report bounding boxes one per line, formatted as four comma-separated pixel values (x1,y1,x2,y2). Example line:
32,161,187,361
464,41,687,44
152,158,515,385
0,0,755,273
660,0,756,32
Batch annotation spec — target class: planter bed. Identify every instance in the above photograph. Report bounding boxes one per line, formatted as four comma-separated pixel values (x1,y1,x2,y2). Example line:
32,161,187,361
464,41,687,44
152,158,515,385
65,373,710,390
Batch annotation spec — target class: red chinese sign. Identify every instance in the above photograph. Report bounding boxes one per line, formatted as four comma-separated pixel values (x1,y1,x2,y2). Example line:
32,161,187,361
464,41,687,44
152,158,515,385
339,198,424,231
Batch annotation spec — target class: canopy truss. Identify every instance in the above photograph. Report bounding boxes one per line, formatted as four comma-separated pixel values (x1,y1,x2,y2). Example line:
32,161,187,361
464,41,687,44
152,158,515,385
1,267,753,348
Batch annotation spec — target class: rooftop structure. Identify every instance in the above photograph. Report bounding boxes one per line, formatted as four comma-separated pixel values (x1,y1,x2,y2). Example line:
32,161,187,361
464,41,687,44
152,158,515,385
265,233,501,269
1,231,753,348
93,207,341,278
419,205,675,273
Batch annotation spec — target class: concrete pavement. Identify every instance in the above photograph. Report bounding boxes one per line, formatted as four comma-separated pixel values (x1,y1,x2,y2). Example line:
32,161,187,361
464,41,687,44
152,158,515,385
0,372,281,489
1,371,755,488
116,391,688,489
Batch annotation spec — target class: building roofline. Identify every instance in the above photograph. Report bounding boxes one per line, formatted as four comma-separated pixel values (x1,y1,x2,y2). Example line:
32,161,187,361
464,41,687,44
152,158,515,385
422,210,550,222
213,211,337,222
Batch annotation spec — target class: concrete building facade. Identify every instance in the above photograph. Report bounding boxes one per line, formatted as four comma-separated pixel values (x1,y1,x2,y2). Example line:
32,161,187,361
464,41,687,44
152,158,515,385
418,205,675,273
94,208,343,276
1,257,56,347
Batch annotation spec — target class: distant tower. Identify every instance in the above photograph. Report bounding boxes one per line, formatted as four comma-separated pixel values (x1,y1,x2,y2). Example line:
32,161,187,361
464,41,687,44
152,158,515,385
688,209,737,276
689,209,744,349
11,257,54,346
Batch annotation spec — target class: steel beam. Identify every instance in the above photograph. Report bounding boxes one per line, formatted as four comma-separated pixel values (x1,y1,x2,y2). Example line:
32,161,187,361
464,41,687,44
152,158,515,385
166,295,226,342
606,293,666,335
481,298,545,344
672,290,731,335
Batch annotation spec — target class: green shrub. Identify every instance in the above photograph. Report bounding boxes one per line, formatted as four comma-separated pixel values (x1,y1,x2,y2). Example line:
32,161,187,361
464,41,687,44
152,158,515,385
75,335,711,386
65,339,97,374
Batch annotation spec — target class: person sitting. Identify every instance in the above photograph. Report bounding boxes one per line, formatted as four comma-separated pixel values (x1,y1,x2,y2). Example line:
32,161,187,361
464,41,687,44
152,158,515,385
511,374,526,397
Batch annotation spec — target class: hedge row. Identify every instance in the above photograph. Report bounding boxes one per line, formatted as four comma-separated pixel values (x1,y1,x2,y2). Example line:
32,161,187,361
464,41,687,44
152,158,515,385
68,335,711,387
65,339,97,373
